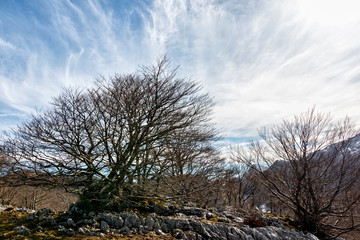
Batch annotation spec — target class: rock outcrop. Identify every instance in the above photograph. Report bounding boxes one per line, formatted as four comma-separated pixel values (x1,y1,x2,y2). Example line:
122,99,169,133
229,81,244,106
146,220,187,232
0,203,328,240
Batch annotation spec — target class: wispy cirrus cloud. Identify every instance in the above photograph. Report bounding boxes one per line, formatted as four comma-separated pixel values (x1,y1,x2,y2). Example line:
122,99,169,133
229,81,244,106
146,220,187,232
1,0,360,145
0,0,154,116
144,0,360,140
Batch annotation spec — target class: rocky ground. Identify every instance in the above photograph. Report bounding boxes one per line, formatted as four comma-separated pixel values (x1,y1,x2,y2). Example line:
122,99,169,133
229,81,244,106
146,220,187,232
0,203,324,239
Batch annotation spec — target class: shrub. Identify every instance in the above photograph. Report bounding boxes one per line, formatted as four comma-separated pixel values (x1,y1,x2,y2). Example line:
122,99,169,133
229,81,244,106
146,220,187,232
244,218,267,228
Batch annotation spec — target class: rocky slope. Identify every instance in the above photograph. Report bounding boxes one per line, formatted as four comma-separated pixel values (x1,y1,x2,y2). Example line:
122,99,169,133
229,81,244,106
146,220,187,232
0,203,323,240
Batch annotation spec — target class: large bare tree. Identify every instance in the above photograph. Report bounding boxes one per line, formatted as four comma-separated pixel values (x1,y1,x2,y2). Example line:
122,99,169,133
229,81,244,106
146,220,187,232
233,108,360,238
3,57,218,210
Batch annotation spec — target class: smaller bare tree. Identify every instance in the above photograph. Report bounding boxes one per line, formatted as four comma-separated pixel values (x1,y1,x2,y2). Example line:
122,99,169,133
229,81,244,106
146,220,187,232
159,128,224,207
221,164,257,210
232,108,360,238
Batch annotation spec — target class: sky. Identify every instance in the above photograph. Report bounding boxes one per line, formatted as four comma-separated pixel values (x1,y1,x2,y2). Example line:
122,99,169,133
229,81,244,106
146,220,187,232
1,0,360,147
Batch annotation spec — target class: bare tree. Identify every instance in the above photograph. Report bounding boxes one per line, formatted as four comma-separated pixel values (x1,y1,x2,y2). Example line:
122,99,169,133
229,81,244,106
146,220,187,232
0,148,15,205
3,57,218,210
159,127,224,207
220,164,257,210
232,108,360,238
0,148,9,177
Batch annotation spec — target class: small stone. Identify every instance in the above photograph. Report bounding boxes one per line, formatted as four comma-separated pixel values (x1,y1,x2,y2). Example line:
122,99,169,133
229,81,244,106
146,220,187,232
184,231,198,240
124,214,138,228
27,209,36,214
154,204,170,215
160,221,170,233
88,211,96,218
155,228,165,235
67,228,75,235
67,218,76,227
46,217,57,226
232,217,244,223
206,212,216,219
5,206,15,212
78,227,86,234
100,212,124,228
142,228,150,234
36,226,43,232
84,218,95,225
172,229,185,239
218,217,230,223
100,220,110,233
76,219,85,225
14,225,30,234
154,220,161,230
94,232,105,237
78,227,92,235
164,217,177,230
145,216,155,230
121,226,130,235
58,225,67,232
111,229,121,235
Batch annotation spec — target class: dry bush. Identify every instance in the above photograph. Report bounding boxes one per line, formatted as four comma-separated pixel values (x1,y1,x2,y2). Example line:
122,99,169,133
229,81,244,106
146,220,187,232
244,217,267,228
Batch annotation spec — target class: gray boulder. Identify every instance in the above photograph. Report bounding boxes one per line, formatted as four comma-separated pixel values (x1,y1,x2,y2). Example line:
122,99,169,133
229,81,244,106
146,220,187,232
154,204,170,215
100,220,110,233
181,206,207,218
67,218,76,227
121,226,131,235
145,216,155,230
123,213,139,228
100,212,124,228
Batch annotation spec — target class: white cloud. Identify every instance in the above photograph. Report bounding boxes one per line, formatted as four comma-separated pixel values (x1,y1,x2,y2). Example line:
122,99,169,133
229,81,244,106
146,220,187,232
142,0,360,140
0,38,15,50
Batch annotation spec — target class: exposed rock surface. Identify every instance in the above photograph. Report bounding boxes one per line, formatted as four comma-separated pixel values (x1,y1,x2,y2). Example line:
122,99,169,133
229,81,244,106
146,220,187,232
0,204,341,239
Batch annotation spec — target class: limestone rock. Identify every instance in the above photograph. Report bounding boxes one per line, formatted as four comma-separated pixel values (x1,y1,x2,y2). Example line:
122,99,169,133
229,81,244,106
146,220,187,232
67,218,76,227
100,212,124,228
121,226,130,235
100,220,110,233
123,213,140,228
14,225,31,234
155,228,165,235
218,217,231,223
145,216,155,230
181,206,207,218
172,229,186,239
78,227,92,235
154,204,170,215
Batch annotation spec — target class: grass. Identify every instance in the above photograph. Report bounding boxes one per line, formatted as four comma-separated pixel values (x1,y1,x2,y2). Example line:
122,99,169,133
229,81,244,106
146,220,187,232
0,208,174,240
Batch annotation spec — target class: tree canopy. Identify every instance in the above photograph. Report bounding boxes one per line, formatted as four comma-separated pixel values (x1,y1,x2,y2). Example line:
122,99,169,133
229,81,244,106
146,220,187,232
3,57,220,210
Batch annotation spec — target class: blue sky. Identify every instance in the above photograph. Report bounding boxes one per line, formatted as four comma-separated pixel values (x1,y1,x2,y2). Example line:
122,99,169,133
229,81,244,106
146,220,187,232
1,0,360,146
